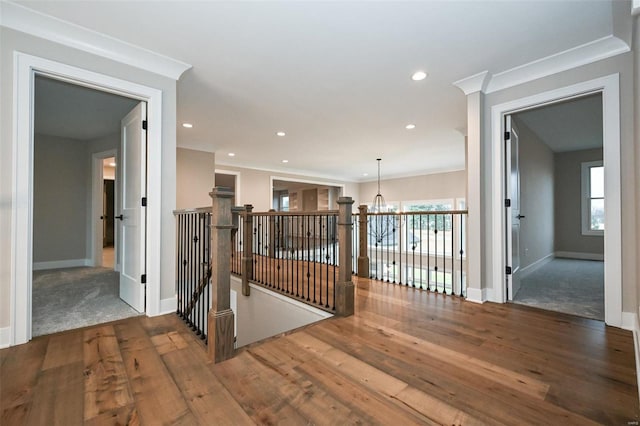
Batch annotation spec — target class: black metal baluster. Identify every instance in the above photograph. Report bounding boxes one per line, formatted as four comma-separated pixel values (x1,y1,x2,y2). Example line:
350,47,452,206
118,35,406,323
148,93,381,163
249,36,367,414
434,214,439,293
426,214,430,291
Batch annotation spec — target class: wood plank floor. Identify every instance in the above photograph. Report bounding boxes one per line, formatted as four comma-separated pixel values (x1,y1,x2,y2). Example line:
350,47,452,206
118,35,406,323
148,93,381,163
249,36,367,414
2,277,638,425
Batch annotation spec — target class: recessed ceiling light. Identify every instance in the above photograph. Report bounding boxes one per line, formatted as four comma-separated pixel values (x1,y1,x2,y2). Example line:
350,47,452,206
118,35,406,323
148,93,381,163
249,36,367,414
276,131,286,137
182,123,193,128
282,159,289,163
411,71,427,81
109,162,116,167
405,124,416,130
228,153,235,157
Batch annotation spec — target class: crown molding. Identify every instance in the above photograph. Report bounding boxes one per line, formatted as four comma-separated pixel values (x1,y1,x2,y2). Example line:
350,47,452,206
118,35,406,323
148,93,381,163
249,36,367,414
452,35,630,96
0,1,191,80
486,35,629,93
452,71,490,95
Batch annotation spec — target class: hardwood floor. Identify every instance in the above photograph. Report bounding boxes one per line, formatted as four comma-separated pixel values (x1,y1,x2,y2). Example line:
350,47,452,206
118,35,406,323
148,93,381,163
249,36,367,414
1,277,638,425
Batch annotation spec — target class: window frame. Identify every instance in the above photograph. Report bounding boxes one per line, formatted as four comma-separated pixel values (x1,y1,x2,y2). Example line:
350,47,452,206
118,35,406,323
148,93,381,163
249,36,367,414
581,160,604,236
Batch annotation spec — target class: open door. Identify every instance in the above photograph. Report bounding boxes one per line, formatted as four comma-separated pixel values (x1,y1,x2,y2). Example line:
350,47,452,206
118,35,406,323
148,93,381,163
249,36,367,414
118,102,147,312
505,115,522,300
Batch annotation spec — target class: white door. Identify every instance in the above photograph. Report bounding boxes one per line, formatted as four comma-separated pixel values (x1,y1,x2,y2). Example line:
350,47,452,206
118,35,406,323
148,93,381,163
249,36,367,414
505,115,522,300
118,102,147,312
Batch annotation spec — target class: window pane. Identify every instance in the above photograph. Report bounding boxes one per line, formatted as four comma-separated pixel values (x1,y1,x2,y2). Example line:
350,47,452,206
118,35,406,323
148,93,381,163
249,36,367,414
590,198,604,231
590,166,604,198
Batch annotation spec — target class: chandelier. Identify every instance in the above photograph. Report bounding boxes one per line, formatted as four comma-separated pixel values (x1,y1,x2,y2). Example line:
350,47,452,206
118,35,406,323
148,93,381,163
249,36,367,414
371,158,387,213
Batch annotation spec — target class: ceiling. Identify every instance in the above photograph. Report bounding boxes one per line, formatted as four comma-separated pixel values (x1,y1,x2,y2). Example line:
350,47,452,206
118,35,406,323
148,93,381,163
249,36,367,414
17,1,618,181
514,93,603,153
34,76,138,141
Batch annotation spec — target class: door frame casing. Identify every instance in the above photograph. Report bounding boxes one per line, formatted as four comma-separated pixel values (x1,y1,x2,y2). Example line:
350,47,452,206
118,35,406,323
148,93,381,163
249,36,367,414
91,149,118,269
490,73,622,327
10,52,163,345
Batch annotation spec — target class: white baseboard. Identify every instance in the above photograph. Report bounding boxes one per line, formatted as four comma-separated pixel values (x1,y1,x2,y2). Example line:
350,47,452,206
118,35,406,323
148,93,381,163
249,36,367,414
622,312,637,331
32,258,91,271
466,287,485,304
0,327,10,349
520,253,554,278
554,251,604,261
159,295,177,315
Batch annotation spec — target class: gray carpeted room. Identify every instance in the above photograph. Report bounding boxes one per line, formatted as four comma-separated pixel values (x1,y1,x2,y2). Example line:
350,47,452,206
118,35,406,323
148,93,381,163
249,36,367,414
32,266,140,337
513,258,604,321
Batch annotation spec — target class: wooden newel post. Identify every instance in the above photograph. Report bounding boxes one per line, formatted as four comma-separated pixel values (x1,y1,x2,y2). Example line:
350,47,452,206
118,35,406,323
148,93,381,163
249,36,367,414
268,209,276,259
358,204,369,278
336,196,355,316
208,187,235,363
242,204,253,297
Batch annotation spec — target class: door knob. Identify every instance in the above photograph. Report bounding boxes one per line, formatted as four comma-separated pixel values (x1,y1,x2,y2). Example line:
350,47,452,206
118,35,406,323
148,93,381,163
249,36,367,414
115,214,124,220
100,215,104,220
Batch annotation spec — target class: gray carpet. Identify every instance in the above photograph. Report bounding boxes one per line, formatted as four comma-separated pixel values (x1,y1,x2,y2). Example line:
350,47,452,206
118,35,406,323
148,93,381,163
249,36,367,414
513,258,604,320
32,267,141,337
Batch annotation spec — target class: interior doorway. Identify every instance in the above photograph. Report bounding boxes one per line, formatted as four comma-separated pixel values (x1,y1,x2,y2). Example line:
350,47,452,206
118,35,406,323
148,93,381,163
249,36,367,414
504,93,605,320
31,75,142,336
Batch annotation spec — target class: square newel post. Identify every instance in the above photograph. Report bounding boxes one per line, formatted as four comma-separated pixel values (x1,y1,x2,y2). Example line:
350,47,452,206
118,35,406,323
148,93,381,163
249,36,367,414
242,204,254,297
268,209,277,259
357,204,369,278
336,196,355,316
208,187,235,363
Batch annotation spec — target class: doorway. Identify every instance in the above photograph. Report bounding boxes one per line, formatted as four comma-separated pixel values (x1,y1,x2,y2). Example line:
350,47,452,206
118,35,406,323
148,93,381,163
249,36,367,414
31,75,143,336
505,94,605,320
490,74,622,327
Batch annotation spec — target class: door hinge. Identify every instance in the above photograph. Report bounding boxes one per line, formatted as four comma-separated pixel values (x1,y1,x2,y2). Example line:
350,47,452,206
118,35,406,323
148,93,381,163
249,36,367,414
505,198,511,207
141,274,147,284
504,131,510,141
506,266,512,275
142,120,148,130
141,197,147,207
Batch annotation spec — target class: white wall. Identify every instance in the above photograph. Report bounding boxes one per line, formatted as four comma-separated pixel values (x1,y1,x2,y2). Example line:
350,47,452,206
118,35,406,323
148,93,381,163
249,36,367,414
481,51,636,312
33,134,89,264
634,14,640,319
554,148,604,255
512,118,555,269
0,27,178,328
176,147,216,209
230,276,331,347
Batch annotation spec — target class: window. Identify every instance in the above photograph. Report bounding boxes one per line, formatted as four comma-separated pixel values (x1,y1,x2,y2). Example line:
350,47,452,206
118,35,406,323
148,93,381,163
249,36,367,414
280,195,289,212
581,161,604,235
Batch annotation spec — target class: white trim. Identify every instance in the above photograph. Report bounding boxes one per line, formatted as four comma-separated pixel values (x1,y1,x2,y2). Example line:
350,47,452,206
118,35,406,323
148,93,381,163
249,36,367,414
0,2,191,80
215,168,242,206
33,259,92,271
160,295,177,315
554,251,604,261
633,0,640,16
621,311,636,331
452,70,490,95
580,160,604,236
490,74,622,328
465,287,485,304
486,36,629,93
269,175,347,210
0,327,10,349
519,253,554,278
632,311,640,404
10,52,164,346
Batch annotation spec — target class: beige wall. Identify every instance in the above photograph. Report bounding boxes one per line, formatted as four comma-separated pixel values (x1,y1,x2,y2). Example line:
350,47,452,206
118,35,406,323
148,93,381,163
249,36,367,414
482,51,636,313
358,170,466,206
210,164,360,212
554,148,604,255
512,118,555,269
176,148,216,210
1,27,179,328
33,134,89,263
